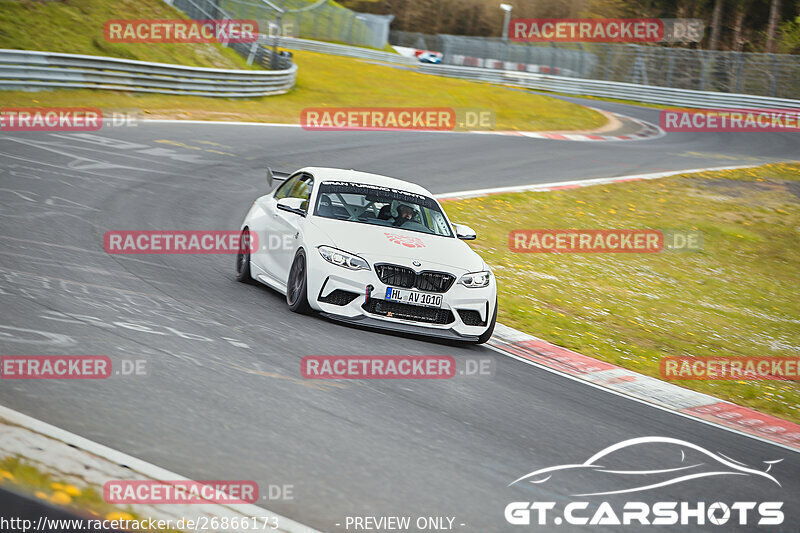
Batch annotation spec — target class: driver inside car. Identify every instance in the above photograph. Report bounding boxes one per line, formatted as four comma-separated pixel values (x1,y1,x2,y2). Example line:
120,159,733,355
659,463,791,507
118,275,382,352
393,203,416,226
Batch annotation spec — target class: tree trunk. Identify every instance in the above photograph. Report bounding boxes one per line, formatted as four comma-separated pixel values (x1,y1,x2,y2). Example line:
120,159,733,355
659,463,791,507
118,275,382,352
709,0,724,49
765,0,781,52
731,3,746,51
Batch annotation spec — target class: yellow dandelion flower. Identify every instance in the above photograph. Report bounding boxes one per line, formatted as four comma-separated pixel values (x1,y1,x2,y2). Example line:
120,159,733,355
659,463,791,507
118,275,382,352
50,491,72,505
63,485,81,497
106,512,135,521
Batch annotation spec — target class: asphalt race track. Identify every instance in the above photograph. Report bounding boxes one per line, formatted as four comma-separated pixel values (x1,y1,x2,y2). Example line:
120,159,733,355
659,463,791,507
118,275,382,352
1,97,798,532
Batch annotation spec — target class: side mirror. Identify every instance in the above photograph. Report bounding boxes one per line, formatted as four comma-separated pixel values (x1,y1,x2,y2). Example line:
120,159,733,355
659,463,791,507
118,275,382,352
277,197,307,217
453,223,477,240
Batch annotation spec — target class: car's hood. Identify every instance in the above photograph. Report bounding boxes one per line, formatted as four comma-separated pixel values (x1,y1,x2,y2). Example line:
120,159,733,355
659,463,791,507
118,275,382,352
307,218,485,274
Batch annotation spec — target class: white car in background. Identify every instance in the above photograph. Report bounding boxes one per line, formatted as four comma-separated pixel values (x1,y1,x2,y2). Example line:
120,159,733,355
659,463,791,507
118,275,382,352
236,167,497,343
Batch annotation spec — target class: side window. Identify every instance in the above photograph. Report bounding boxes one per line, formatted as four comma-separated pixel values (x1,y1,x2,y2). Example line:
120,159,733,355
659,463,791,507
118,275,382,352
274,174,302,200
287,175,314,211
289,176,313,201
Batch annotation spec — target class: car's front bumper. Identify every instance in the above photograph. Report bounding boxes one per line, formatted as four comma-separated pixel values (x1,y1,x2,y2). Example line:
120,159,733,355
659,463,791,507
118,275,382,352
306,253,496,340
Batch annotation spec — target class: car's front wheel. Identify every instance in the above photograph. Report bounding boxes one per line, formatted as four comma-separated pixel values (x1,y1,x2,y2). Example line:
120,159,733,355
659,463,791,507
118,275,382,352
476,299,498,344
235,228,253,283
287,249,312,314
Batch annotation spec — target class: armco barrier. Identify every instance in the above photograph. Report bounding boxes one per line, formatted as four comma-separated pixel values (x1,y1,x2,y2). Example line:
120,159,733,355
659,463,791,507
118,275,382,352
417,63,800,110
275,37,800,110
0,49,297,97
270,36,417,65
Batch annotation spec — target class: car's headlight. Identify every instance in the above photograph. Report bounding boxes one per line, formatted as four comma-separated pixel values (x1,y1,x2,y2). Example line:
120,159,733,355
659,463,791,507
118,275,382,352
318,246,370,271
458,270,491,288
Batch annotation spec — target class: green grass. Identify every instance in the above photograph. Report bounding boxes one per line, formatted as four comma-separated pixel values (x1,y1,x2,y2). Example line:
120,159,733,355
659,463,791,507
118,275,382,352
443,162,800,423
0,0,605,130
0,0,252,68
0,50,607,130
0,455,179,530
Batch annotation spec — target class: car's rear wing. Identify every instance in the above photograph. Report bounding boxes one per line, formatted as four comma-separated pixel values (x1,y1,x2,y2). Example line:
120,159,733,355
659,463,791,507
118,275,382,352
266,168,291,188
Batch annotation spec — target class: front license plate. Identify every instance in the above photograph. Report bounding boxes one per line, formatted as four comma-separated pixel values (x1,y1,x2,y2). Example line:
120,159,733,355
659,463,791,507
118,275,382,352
385,287,442,308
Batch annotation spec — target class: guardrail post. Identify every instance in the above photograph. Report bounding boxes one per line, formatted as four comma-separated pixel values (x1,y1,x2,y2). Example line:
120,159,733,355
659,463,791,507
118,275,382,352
699,50,709,91
246,41,259,66
345,12,355,44
666,49,676,88
734,52,744,93
770,55,780,97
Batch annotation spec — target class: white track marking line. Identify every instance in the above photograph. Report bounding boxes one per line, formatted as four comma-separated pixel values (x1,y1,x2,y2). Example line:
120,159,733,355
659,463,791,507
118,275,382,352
435,164,764,200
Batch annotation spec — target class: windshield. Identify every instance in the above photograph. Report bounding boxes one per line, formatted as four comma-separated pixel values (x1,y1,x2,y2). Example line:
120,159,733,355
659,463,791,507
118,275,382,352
314,181,453,237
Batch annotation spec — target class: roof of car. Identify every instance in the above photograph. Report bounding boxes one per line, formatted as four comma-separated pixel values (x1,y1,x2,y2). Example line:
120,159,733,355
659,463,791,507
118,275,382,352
299,167,433,197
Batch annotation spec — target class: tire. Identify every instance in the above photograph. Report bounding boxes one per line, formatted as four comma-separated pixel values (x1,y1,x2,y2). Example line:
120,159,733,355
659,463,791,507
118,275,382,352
476,299,498,344
286,249,312,314
235,228,254,283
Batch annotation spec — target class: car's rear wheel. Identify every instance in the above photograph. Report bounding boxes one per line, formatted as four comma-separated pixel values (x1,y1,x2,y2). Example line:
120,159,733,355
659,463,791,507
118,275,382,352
287,249,312,314
235,228,253,283
476,299,498,344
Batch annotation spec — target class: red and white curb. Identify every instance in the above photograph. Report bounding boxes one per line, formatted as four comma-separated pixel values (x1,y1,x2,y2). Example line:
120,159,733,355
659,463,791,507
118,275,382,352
473,113,664,142
140,115,662,142
436,164,759,201
488,324,800,453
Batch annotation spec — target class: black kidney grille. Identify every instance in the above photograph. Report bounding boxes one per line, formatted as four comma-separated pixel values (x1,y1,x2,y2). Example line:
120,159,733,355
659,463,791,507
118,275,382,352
375,264,415,288
376,264,455,293
417,272,455,292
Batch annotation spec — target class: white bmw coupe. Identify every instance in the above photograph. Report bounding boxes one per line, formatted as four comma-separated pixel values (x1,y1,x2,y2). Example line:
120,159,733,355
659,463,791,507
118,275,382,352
236,167,497,343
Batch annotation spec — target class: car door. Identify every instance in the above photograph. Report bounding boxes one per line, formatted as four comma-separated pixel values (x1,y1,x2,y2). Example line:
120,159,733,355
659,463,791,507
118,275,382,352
249,173,303,284
271,172,314,284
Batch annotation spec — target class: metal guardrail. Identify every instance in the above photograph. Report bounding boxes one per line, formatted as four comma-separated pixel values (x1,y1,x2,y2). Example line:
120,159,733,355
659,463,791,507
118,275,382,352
0,49,297,97
272,36,417,65
393,31,800,100
418,64,800,110
276,37,800,109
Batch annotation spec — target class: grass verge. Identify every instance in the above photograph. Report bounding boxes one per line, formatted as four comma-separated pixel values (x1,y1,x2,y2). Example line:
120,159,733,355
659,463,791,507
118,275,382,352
0,455,179,530
0,50,607,130
0,0,253,69
443,162,800,423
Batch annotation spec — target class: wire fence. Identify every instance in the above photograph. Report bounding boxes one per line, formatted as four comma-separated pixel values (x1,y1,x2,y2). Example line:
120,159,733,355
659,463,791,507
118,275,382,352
174,0,393,50
392,31,800,100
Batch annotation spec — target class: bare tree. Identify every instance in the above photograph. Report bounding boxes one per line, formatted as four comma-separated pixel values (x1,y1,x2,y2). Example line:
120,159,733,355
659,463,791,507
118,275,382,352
709,0,724,49
765,0,782,51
